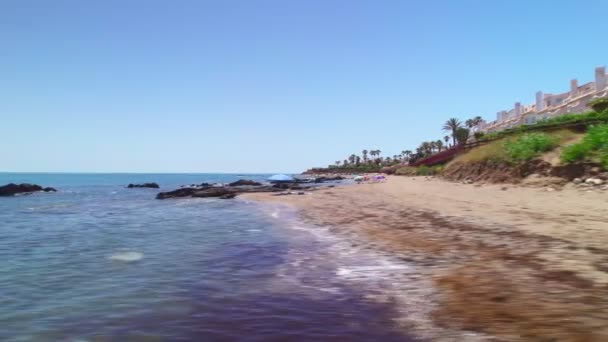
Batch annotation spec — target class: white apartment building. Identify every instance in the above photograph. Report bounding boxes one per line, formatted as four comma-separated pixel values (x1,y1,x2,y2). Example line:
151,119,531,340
475,66,608,133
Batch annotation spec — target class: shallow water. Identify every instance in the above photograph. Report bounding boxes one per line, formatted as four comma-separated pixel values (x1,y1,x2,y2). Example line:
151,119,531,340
0,173,415,341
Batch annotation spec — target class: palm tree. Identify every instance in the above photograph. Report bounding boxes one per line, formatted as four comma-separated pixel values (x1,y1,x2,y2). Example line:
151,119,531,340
374,150,382,164
362,149,368,163
402,150,412,161
466,116,484,128
343,159,349,166
421,142,431,156
443,118,462,146
435,140,444,151
431,141,439,153
335,161,341,167
444,135,450,145
355,156,361,165
349,154,357,165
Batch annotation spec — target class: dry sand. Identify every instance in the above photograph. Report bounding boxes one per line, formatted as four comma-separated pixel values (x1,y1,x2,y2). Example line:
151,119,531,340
243,176,608,341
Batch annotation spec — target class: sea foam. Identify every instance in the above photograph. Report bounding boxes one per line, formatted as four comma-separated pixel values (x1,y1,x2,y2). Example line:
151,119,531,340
108,251,144,262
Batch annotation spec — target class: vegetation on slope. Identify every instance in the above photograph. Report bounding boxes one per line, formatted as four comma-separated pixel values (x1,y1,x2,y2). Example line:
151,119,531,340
395,165,444,176
449,129,579,165
561,124,608,169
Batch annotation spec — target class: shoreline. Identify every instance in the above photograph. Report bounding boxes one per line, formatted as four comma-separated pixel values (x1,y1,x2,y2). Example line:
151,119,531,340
243,199,485,341
242,176,608,341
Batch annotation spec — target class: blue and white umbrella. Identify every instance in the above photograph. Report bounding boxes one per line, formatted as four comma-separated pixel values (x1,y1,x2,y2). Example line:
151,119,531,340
268,174,295,182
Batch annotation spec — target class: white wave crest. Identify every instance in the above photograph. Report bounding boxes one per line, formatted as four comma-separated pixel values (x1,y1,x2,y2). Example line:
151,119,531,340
108,251,144,262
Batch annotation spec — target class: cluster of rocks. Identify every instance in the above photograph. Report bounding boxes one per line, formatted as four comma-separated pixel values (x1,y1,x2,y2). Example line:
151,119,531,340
126,183,160,189
0,183,57,197
228,180,261,186
312,176,344,183
156,180,312,200
571,176,608,191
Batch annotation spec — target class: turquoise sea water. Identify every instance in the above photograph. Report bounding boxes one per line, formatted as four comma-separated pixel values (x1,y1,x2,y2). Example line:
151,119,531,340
0,173,414,341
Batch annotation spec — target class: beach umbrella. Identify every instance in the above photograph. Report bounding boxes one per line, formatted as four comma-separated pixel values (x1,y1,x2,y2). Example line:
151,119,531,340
268,174,295,182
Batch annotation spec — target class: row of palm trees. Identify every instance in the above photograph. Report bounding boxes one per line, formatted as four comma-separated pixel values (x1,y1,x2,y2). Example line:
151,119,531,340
335,149,416,167
328,116,485,168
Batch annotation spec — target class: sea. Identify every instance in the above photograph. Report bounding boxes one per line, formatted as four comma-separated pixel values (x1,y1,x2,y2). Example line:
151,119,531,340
0,173,416,341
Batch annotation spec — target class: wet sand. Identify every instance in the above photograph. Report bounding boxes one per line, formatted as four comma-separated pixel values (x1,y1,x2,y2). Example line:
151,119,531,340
243,176,608,341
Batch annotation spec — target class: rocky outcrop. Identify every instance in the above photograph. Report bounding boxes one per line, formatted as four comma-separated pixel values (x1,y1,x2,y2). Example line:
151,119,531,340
192,187,237,198
156,184,285,199
156,187,206,199
0,183,57,196
127,183,160,189
228,180,262,187
442,159,553,184
549,163,604,181
272,183,305,190
314,176,344,183
380,165,399,175
442,158,607,186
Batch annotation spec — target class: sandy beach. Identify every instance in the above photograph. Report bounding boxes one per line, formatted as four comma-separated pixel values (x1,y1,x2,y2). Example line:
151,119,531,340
243,176,608,341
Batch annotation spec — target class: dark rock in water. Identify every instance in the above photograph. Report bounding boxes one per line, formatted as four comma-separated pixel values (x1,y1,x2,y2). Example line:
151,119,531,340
192,187,237,198
156,187,210,199
127,183,160,189
314,176,344,183
272,183,304,190
219,193,237,199
228,180,262,187
157,184,285,199
0,183,57,196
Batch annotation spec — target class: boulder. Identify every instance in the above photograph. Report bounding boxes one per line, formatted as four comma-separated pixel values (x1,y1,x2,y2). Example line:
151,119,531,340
157,187,210,199
314,176,344,183
0,183,56,196
572,178,583,184
157,184,287,200
127,183,160,189
228,180,262,187
586,178,604,186
192,187,237,198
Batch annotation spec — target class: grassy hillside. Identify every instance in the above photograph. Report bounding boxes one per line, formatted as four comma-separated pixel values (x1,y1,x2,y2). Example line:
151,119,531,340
448,129,582,166
440,128,608,183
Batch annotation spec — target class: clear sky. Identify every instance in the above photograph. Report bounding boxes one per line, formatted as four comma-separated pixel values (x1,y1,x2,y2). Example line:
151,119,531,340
1,0,607,173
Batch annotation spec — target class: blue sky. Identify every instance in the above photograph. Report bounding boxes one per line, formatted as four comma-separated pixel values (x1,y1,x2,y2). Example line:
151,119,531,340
1,0,607,173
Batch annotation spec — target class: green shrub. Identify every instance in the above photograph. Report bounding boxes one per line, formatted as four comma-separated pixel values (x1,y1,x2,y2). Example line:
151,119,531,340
454,127,470,145
414,165,443,176
560,124,608,168
600,149,608,169
415,166,432,175
588,97,608,113
584,124,608,150
473,131,485,140
395,166,417,176
561,143,590,163
503,133,556,162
